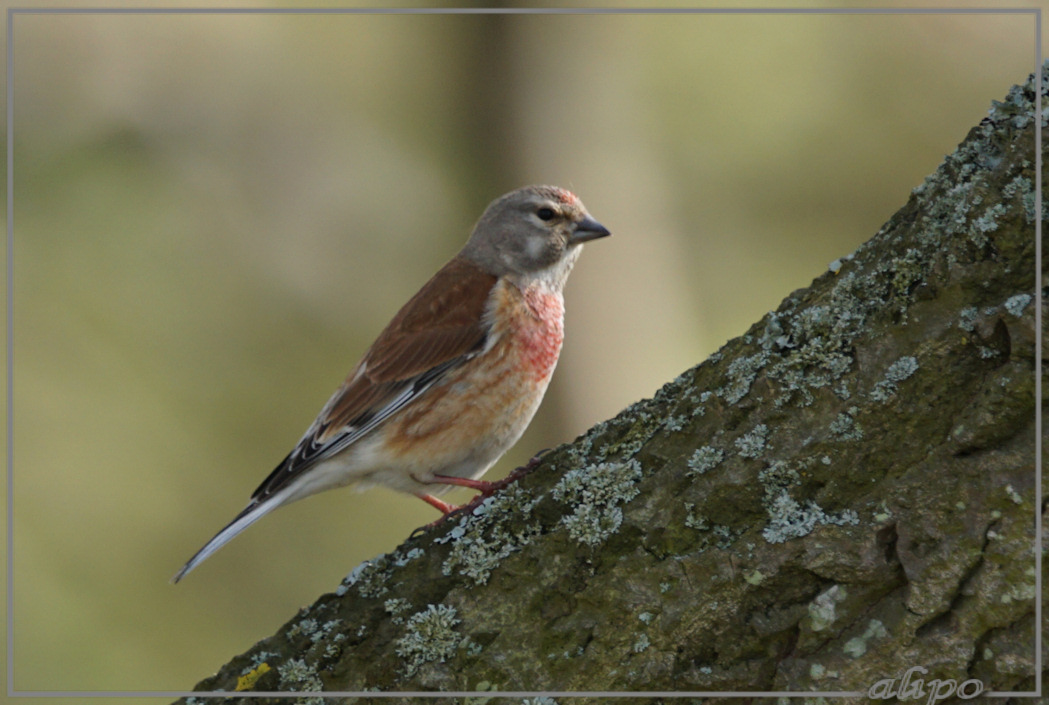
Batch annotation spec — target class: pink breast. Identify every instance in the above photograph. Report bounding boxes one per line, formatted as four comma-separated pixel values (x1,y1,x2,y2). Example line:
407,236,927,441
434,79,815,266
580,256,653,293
517,288,565,382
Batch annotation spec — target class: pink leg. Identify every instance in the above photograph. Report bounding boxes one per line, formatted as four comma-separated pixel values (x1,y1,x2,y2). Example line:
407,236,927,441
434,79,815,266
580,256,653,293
412,450,551,531
428,449,550,501
417,493,459,515
428,475,498,493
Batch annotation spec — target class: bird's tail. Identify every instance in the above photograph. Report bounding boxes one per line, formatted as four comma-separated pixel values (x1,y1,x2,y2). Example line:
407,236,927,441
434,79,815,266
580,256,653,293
171,493,287,583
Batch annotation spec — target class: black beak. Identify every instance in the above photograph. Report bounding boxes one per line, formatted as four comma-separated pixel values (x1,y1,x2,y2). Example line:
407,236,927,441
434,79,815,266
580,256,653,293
569,215,611,245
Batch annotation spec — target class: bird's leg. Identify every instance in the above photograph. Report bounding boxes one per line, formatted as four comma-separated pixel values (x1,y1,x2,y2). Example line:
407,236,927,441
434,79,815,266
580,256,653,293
415,448,553,531
431,447,551,500
417,493,459,515
409,493,465,537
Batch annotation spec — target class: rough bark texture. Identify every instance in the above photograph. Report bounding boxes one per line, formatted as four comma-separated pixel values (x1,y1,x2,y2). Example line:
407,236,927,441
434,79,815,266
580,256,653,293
180,69,1044,705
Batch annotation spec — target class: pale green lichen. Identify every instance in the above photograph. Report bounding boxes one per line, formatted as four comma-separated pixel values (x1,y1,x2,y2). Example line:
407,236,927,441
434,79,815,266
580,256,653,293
395,603,461,676
843,619,888,658
683,503,709,531
1000,565,1036,604
313,620,341,643
869,356,919,403
808,585,848,632
685,521,743,553
763,490,859,544
744,569,765,585
717,351,770,404
687,445,724,476
384,597,413,624
393,547,424,566
809,662,839,681
338,545,425,599
735,423,769,458
758,460,799,490
763,293,868,405
322,633,346,660
889,248,927,296
463,637,483,657
971,202,1008,237
1004,293,1031,317
249,650,278,669
872,502,893,522
277,658,324,702
1002,173,1037,222
287,619,318,640
561,503,626,546
958,305,979,331
335,538,430,598
553,459,642,546
695,95,1030,412
438,483,541,585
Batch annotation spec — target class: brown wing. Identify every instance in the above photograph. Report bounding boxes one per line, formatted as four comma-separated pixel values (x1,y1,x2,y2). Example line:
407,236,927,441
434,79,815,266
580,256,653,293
324,256,497,428
249,257,497,501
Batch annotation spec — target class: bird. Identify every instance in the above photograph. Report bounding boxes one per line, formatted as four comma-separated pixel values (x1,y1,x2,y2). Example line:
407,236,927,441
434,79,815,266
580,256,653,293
172,185,610,582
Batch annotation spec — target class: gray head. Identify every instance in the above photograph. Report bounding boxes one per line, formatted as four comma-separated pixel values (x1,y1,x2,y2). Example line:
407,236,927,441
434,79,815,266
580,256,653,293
460,185,610,289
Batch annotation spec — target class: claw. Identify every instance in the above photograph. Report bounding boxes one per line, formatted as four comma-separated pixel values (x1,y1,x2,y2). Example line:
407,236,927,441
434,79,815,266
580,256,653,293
411,450,551,534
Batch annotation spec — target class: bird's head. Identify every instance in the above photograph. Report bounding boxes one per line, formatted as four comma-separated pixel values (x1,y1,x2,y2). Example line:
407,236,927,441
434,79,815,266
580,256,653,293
462,185,610,289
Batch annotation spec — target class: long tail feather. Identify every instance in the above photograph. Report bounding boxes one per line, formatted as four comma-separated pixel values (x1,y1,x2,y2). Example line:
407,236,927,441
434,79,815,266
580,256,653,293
171,493,287,583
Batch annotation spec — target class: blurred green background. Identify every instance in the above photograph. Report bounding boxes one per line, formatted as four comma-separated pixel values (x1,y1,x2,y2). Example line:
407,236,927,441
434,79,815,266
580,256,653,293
3,0,1038,697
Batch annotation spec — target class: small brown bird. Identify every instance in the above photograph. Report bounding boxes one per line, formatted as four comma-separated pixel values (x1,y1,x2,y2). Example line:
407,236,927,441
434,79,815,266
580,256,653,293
173,185,610,582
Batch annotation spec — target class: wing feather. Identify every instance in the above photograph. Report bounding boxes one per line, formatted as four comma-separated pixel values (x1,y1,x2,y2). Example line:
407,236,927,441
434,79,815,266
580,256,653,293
249,257,497,501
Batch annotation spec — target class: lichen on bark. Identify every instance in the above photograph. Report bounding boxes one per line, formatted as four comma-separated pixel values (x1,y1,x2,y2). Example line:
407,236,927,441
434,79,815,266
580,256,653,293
178,66,1044,705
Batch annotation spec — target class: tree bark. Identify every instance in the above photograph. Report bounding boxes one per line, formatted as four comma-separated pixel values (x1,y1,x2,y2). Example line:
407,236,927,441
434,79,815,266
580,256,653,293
179,67,1044,705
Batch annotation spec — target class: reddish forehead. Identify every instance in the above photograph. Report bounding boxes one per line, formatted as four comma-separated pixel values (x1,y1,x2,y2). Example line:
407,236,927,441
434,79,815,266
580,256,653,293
552,188,581,207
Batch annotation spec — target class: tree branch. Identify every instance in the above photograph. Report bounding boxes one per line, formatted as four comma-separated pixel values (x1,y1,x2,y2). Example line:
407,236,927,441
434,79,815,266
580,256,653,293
180,66,1044,705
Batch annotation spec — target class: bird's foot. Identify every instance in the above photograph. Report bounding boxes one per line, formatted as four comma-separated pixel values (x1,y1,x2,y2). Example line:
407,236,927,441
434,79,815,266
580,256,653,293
411,449,552,535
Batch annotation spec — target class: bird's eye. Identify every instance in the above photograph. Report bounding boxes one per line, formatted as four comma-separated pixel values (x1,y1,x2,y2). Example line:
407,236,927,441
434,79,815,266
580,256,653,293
536,207,556,221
